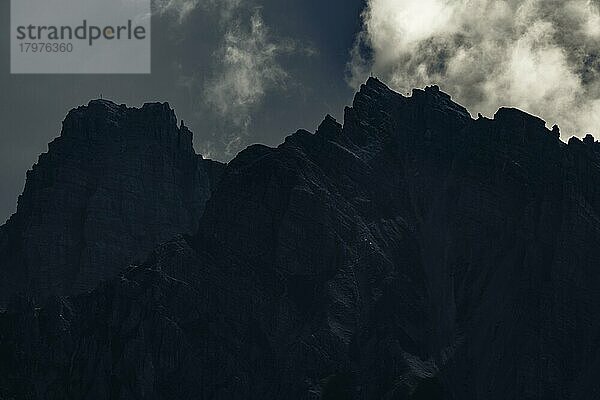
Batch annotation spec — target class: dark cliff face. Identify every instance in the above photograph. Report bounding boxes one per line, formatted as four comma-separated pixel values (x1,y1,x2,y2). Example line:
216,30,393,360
2,79,600,399
0,100,224,303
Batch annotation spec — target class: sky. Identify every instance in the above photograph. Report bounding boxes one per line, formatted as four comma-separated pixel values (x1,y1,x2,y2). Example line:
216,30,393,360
0,0,365,223
2,0,600,223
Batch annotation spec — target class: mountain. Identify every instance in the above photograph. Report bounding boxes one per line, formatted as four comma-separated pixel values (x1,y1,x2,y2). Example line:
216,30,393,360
0,100,224,304
1,78,600,399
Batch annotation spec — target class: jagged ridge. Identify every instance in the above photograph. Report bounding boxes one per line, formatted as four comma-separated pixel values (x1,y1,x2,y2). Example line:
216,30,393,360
0,99,224,304
1,78,600,399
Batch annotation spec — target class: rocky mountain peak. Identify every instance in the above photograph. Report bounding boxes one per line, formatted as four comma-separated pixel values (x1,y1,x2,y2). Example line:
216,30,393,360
494,107,547,131
60,100,193,152
315,114,342,140
0,100,222,304
2,80,600,399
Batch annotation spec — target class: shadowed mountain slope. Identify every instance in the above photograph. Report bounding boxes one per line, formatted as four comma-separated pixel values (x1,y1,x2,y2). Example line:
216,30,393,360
1,79,600,399
0,100,224,304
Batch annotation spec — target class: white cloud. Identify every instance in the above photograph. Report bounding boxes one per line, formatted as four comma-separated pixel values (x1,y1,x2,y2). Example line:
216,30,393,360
205,12,289,135
154,0,308,159
153,0,241,22
203,9,303,157
349,0,600,138
154,0,200,21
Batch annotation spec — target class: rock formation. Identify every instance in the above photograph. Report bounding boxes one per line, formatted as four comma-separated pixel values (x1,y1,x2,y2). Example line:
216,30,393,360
0,100,223,304
1,79,600,399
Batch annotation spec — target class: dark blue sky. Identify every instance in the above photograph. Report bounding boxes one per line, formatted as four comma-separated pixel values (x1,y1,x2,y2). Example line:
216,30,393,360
0,0,366,222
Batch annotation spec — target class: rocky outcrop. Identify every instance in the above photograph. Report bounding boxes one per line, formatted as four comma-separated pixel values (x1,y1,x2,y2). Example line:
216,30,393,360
2,79,600,399
0,100,223,304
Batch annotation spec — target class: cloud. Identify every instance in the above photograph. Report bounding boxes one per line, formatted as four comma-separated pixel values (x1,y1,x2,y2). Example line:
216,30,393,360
153,0,241,22
155,0,309,159
349,0,600,139
203,9,299,156
154,0,200,21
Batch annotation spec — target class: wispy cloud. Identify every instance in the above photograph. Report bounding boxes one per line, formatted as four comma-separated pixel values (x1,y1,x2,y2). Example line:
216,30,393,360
349,0,600,139
154,0,200,21
155,0,310,159
204,9,299,156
